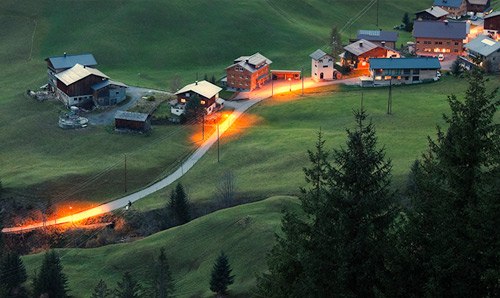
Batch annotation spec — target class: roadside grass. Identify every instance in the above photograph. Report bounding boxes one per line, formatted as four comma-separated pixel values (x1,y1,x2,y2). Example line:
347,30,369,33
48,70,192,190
135,75,500,211
22,196,299,298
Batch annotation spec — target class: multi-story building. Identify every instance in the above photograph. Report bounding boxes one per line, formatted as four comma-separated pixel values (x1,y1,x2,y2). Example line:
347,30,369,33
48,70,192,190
433,0,467,18
309,49,336,81
226,53,272,91
45,53,97,92
366,57,441,86
413,20,467,55
415,6,450,21
484,11,500,40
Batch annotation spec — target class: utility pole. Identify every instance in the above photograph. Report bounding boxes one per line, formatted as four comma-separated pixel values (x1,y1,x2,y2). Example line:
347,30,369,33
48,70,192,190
376,0,379,28
124,154,128,193
387,78,392,115
201,112,205,140
217,123,220,163
361,91,364,109
301,68,304,96
271,75,274,97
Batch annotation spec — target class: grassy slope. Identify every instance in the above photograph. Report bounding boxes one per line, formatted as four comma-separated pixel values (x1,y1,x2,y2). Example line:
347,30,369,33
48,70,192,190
135,75,500,211
22,196,299,297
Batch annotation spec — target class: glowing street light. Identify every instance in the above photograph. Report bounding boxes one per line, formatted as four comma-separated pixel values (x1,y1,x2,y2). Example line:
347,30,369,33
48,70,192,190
288,77,292,92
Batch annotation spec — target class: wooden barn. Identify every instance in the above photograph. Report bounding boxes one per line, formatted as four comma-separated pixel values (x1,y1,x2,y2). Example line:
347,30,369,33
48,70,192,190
55,64,108,107
45,53,97,92
114,111,151,132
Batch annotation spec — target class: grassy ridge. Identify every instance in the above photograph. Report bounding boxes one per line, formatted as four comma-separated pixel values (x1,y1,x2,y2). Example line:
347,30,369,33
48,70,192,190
22,196,299,297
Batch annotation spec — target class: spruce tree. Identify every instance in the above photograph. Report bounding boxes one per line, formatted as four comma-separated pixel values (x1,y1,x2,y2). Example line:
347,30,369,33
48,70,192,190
209,251,235,297
114,271,142,298
0,252,27,297
329,26,343,58
395,70,499,297
151,248,174,298
169,183,191,225
185,93,204,122
32,250,69,298
91,279,111,298
258,110,396,297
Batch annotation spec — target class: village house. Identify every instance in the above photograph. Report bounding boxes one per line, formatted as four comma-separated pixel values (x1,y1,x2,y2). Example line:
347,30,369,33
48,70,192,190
461,36,500,72
362,57,441,87
309,49,337,81
45,53,97,92
172,80,223,116
54,63,127,107
484,11,500,40
115,111,151,132
415,6,450,21
467,0,491,13
413,20,467,56
433,0,467,18
340,39,400,70
225,53,272,91
354,30,399,49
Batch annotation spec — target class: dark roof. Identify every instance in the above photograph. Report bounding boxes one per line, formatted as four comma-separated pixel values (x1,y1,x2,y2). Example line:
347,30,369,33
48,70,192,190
357,30,398,42
91,80,128,91
413,20,467,39
46,53,97,70
369,57,441,70
309,49,331,60
115,111,149,122
433,0,464,8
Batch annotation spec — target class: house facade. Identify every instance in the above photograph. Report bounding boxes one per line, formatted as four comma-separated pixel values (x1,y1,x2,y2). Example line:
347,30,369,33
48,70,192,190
365,57,441,86
467,0,491,13
415,6,450,21
433,0,467,18
115,111,151,132
484,11,500,40
309,49,336,81
463,36,500,72
172,80,223,116
355,30,399,49
55,64,109,106
413,20,467,55
45,53,97,92
226,53,272,91
340,39,400,70
92,80,127,106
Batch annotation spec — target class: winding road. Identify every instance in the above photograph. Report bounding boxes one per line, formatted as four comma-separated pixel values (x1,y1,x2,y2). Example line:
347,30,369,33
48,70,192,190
2,78,356,233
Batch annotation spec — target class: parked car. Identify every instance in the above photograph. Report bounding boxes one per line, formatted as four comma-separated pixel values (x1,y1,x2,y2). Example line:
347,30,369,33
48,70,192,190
438,54,445,61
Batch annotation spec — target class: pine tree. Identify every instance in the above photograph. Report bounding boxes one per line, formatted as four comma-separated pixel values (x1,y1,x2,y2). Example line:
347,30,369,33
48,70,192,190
209,251,235,297
114,272,142,298
258,110,396,297
329,26,343,59
151,248,174,298
0,252,27,297
32,250,69,298
91,279,111,298
395,70,499,297
184,93,204,123
402,12,412,32
168,183,191,225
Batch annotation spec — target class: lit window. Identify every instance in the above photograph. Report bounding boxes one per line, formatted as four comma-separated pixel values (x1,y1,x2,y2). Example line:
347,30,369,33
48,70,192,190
180,98,186,103
200,100,206,105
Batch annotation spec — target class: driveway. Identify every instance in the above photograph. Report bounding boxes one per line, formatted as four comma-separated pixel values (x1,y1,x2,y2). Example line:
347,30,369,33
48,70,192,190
86,86,171,125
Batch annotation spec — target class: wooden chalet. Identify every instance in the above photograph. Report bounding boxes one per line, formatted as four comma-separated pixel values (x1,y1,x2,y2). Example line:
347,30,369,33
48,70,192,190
55,64,108,107
340,39,400,70
415,6,450,21
172,80,223,116
226,53,272,91
467,0,491,13
45,53,97,92
433,0,467,18
485,11,500,40
354,30,399,49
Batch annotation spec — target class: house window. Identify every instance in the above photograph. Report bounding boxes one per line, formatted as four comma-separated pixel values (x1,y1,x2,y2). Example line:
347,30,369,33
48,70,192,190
413,76,420,81
413,69,420,74
200,100,206,105
323,65,328,68
455,42,459,45
186,92,190,97
116,91,120,95
180,98,186,103
328,58,333,61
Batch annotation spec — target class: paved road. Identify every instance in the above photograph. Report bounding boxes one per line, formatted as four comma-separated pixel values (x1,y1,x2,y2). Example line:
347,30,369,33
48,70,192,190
2,77,357,233
87,87,170,125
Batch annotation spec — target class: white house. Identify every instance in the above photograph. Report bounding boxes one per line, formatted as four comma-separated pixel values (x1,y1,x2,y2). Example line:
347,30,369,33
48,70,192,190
309,49,336,81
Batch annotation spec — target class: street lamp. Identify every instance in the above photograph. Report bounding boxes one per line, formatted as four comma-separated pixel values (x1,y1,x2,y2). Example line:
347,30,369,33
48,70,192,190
288,77,292,92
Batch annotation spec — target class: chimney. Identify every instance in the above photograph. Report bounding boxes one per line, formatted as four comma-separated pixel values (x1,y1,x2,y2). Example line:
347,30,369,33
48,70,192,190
359,41,363,47
63,52,67,57
195,80,198,85
381,41,386,47
444,20,449,25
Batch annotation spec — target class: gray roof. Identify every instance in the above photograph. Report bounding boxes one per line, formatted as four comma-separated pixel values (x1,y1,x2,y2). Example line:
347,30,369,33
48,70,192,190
468,0,489,5
416,6,449,18
485,11,500,19
227,52,272,73
115,111,149,122
370,57,441,70
91,80,128,91
46,53,97,70
357,30,398,42
309,49,331,60
344,39,379,56
433,0,464,8
413,20,467,39
465,36,500,56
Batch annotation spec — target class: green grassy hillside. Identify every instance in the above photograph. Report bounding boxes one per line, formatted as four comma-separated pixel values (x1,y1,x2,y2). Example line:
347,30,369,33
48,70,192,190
22,196,299,297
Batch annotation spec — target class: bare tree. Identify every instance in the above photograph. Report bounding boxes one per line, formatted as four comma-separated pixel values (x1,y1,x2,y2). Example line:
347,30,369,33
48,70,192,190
169,75,182,92
214,171,236,208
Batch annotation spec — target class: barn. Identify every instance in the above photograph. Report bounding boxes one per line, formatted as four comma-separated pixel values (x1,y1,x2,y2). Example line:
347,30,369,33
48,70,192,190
114,111,151,132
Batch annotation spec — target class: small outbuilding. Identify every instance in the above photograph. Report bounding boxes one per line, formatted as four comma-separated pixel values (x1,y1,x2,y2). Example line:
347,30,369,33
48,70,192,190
114,111,151,132
92,80,128,106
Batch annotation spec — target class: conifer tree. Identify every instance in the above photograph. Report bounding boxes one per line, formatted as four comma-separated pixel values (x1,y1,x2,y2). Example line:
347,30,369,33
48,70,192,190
168,183,191,225
394,70,499,297
32,250,69,298
0,252,27,297
151,248,174,298
91,279,111,298
329,26,343,58
114,272,142,298
209,251,235,297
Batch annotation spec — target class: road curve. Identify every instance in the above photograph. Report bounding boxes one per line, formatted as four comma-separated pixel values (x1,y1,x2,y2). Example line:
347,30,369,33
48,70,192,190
2,98,262,233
